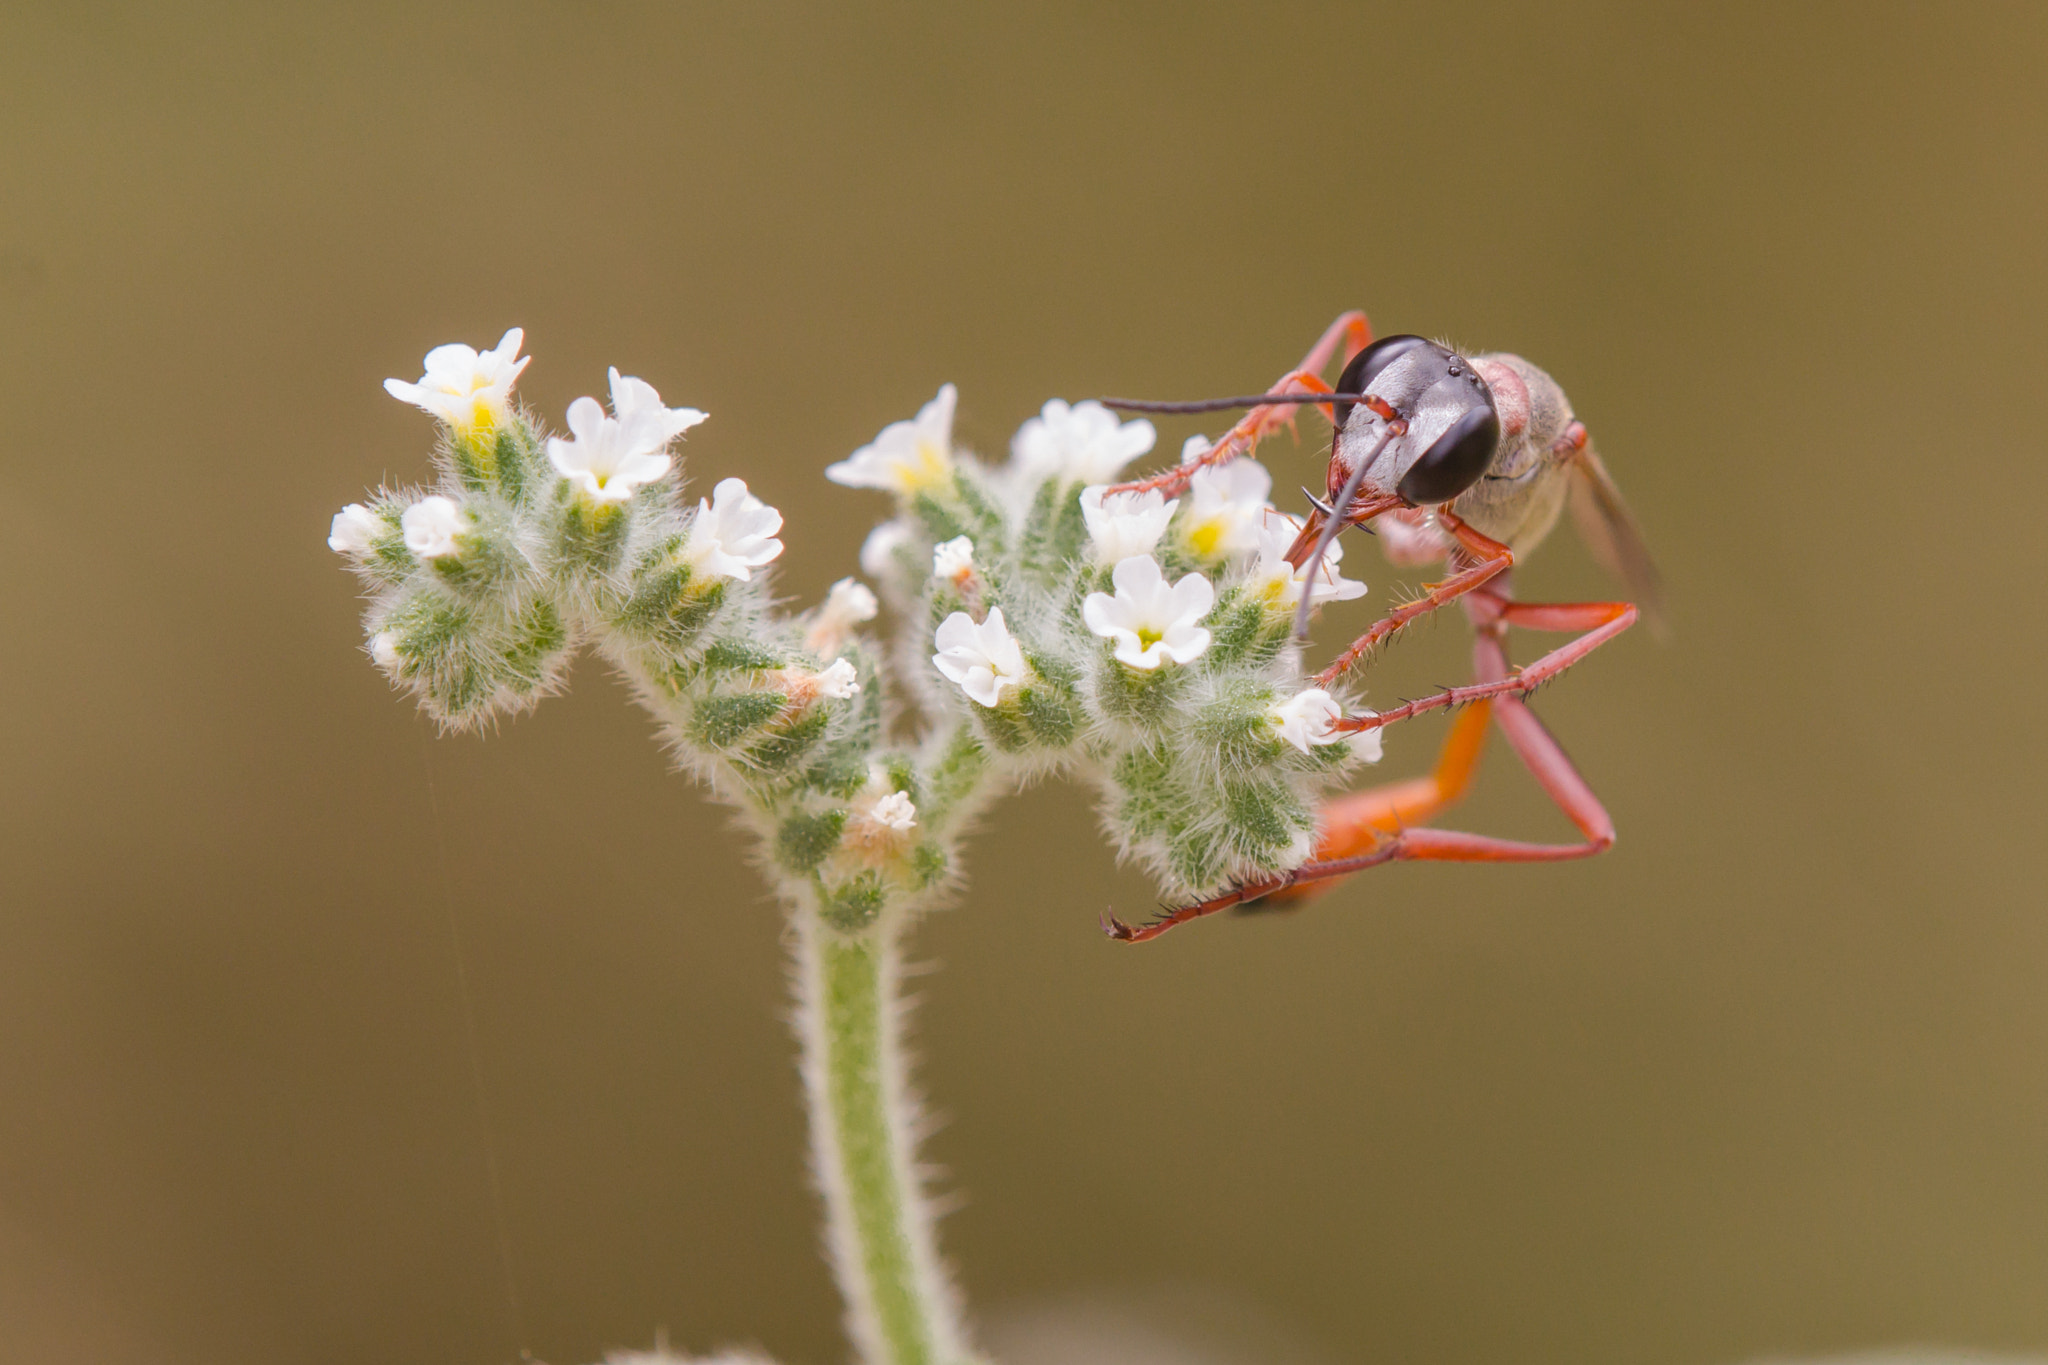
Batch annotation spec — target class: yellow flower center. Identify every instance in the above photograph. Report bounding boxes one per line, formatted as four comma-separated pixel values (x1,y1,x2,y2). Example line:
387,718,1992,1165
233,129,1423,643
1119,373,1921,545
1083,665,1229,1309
894,440,952,494
1186,518,1224,559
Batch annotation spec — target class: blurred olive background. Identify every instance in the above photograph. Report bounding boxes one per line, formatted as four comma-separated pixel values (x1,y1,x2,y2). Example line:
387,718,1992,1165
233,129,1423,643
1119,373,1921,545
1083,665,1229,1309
2,3,2045,1363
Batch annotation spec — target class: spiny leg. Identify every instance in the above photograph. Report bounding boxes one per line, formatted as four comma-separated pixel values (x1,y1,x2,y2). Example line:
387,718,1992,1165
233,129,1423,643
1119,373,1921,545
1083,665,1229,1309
1108,311,1372,498
1299,308,1374,375
1335,596,1638,733
1105,610,1626,944
1111,371,1333,498
1327,626,1619,866
1322,622,1621,864
1103,703,1494,941
1253,699,1495,909
1311,509,1514,688
1101,845,1405,943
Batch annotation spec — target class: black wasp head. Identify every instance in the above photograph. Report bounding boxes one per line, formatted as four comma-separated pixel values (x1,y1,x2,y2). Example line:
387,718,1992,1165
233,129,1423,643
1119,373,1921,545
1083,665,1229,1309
1331,334,1433,430
1333,335,1501,507
1397,403,1500,504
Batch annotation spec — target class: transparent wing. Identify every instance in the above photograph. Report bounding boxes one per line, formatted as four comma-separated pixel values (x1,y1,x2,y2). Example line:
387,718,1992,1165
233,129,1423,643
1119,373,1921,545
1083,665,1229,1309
1567,443,1667,636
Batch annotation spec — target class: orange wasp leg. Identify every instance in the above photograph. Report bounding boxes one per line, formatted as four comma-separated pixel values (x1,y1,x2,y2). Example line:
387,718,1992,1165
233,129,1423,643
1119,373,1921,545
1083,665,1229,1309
1104,613,1627,944
1337,595,1639,732
1253,698,1496,908
1103,704,1493,941
1311,509,1514,689
1108,310,1371,499
1387,625,1620,863
1317,698,1493,854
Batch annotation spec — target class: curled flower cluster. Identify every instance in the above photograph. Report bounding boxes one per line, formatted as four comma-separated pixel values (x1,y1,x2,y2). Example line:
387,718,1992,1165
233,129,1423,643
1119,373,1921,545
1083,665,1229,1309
336,336,1390,922
338,327,1424,1365
838,385,1386,897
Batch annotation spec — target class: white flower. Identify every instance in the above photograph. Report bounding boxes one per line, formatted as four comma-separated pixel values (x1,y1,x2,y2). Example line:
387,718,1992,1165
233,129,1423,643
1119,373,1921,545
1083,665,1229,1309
824,577,879,625
547,395,673,503
370,631,401,670
383,327,529,433
1082,554,1214,670
869,791,917,832
805,577,880,654
1267,688,1346,753
845,778,919,860
545,371,703,503
826,384,957,495
1181,459,1272,559
932,607,1028,708
328,503,382,555
1179,433,1213,466
607,367,708,444
401,495,468,559
1080,485,1178,563
1012,399,1155,483
1247,510,1367,610
932,535,975,581
1348,724,1384,765
859,520,914,578
685,477,784,582
816,657,859,700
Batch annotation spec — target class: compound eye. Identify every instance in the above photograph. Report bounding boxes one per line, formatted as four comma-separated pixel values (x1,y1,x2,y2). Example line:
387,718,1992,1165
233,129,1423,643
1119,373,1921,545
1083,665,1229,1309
1333,334,1432,428
1397,403,1500,505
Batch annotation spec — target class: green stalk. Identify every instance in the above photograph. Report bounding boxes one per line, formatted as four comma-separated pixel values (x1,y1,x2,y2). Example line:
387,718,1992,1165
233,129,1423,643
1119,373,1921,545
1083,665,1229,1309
796,909,964,1365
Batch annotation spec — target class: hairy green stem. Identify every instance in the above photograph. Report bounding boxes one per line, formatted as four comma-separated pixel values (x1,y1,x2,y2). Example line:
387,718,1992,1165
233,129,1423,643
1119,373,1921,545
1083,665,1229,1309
797,909,966,1365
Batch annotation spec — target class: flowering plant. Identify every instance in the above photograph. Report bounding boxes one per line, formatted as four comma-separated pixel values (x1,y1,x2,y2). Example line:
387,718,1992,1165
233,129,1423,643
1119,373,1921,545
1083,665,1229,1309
333,331,1392,1364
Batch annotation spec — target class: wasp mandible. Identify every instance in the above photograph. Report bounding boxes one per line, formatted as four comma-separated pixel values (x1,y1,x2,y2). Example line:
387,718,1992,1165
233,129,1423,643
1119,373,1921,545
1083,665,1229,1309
1099,312,1662,942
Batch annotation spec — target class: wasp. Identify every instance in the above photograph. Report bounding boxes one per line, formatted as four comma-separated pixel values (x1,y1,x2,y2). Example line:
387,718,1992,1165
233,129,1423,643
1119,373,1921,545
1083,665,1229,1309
1099,312,1662,942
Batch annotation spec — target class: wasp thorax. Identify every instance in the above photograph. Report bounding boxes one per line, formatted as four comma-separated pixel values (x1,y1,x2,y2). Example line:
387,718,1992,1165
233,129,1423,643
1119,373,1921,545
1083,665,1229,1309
1329,335,1501,508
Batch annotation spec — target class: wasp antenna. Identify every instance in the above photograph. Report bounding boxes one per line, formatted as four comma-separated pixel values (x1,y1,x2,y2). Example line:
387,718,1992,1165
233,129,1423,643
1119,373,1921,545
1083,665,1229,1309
1099,392,1372,415
1292,428,1393,640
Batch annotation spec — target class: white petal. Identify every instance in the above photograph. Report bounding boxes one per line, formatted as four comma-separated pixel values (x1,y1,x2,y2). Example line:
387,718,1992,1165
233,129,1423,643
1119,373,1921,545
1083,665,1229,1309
825,578,878,623
979,608,1026,679
400,496,467,559
933,611,982,658
919,383,958,443
1115,638,1162,670
608,367,654,412
1269,689,1345,751
1158,622,1212,665
931,607,1022,706
614,450,674,489
932,536,975,579
564,395,607,446
871,791,917,831
420,341,481,383
860,521,913,577
1081,590,1129,641
1109,553,1167,601
825,450,883,488
1080,485,1177,562
817,658,859,699
1166,568,1216,624
328,504,382,555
